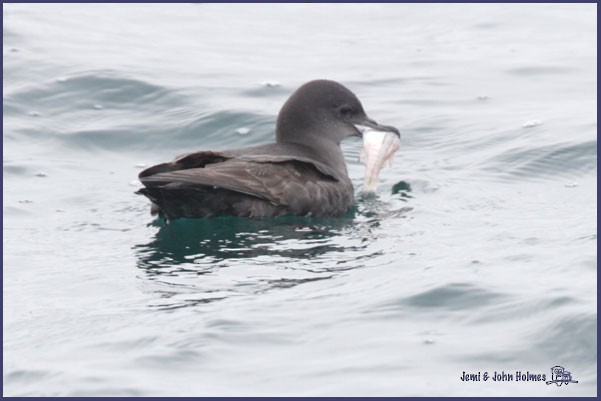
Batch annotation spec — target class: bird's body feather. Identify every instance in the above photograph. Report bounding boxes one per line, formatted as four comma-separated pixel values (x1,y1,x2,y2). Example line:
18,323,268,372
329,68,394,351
138,145,353,219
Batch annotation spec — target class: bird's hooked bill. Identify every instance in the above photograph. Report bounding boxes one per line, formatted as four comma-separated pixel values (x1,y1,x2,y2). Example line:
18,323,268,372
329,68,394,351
354,118,400,137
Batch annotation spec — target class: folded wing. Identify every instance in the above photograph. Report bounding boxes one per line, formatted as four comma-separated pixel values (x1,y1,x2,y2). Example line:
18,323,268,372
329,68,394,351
137,151,352,219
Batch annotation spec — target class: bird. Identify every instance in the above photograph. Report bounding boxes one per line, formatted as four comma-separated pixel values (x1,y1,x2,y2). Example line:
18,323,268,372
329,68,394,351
137,79,400,220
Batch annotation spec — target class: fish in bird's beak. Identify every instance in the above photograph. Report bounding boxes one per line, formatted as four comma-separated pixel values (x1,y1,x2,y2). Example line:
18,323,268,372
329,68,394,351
353,118,401,195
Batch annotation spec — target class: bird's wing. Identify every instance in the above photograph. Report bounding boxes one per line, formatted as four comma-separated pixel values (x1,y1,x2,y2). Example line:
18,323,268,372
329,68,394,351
139,148,342,181
139,157,341,213
236,154,342,182
138,150,231,179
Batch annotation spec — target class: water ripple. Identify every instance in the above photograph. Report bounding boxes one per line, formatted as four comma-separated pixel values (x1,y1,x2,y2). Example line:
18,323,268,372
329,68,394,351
482,140,597,181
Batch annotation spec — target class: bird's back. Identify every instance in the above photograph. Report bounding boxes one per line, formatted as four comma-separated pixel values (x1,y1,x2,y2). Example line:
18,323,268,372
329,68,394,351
137,144,354,220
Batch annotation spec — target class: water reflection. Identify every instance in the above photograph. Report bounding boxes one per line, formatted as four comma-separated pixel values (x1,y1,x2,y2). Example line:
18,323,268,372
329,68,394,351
134,211,357,269
133,201,411,310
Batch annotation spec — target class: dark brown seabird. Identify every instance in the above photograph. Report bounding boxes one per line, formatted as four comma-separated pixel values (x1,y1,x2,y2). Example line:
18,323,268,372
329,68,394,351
137,79,400,220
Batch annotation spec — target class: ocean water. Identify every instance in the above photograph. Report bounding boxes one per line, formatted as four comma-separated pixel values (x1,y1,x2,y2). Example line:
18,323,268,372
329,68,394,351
3,3,597,397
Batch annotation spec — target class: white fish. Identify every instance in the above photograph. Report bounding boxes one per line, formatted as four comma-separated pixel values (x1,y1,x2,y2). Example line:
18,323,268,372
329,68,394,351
359,129,401,194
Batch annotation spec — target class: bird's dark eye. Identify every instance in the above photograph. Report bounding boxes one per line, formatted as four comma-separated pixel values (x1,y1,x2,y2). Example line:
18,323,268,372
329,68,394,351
339,105,353,117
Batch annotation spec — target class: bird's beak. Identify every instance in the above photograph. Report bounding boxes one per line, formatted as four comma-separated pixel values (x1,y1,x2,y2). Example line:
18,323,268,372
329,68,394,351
353,116,400,138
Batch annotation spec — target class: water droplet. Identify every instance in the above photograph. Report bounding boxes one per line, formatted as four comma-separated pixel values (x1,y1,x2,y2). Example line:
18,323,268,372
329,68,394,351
35,172,47,177
477,95,489,101
18,200,33,204
29,111,40,117
135,163,146,168
93,104,103,110
565,182,579,188
522,120,542,128
424,339,435,345
56,77,67,83
236,127,250,135
56,209,65,213
129,180,140,186
9,48,19,53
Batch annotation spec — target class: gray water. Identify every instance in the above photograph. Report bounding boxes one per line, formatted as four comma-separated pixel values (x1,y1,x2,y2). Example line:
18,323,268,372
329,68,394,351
3,3,597,397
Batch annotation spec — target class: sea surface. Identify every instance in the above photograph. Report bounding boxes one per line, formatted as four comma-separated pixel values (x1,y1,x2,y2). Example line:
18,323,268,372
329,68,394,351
3,3,597,397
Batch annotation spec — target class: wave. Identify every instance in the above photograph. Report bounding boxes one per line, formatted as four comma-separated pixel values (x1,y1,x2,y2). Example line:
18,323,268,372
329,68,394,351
481,140,597,181
4,71,277,153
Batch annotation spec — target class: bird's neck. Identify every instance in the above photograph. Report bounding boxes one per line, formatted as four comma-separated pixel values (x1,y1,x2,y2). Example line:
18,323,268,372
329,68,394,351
280,134,349,179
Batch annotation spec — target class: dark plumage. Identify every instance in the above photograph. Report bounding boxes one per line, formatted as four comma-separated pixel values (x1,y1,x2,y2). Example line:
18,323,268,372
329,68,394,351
137,79,399,220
